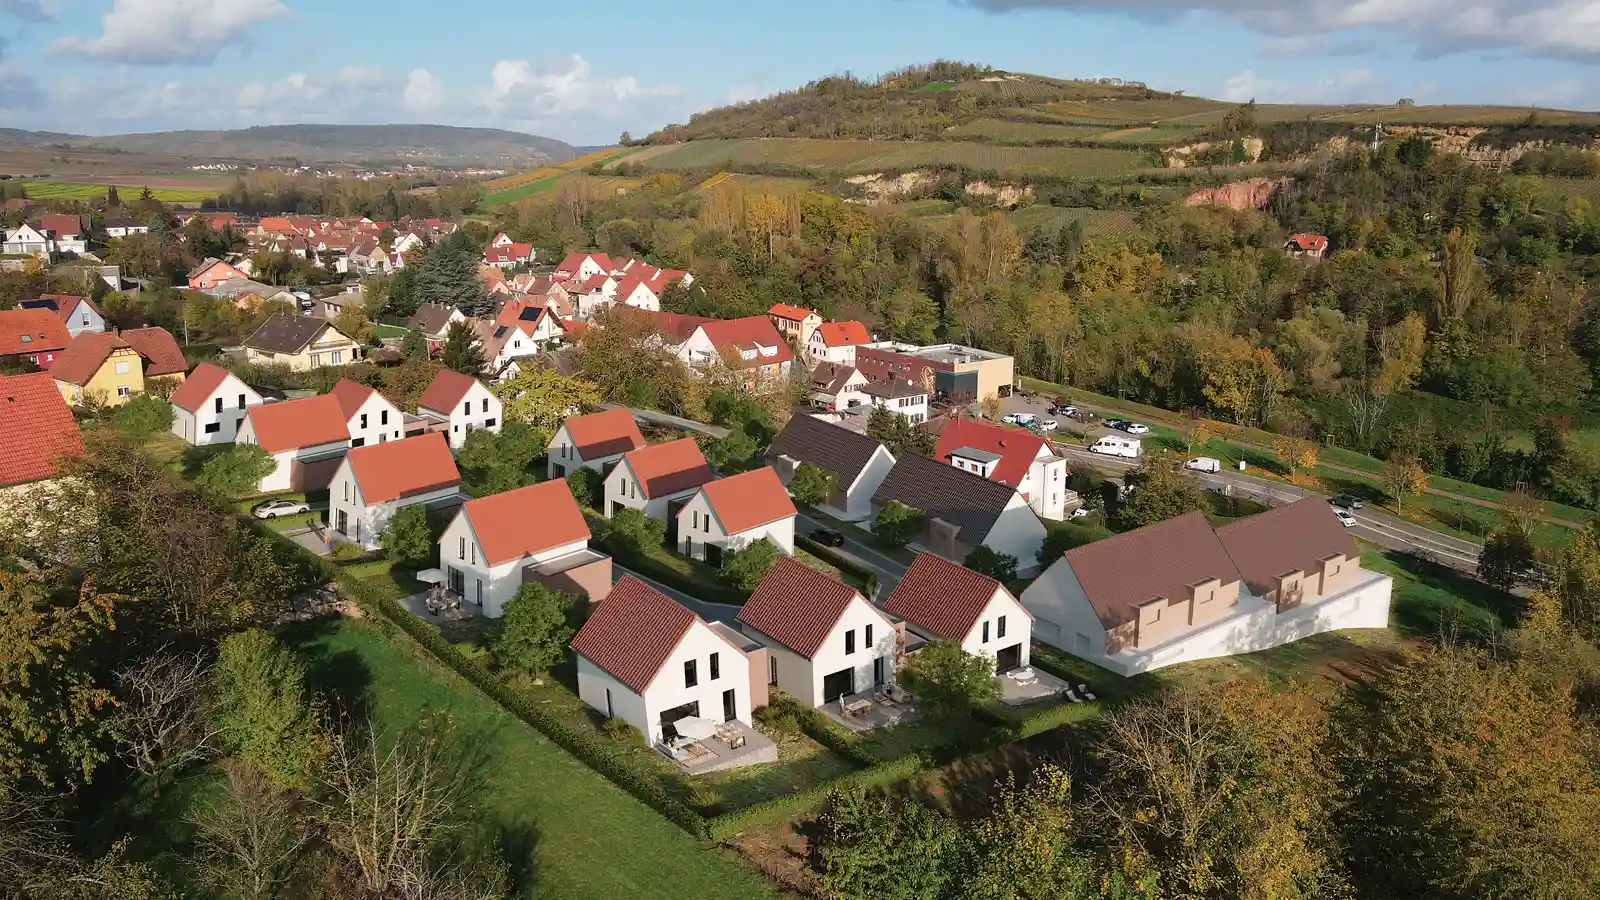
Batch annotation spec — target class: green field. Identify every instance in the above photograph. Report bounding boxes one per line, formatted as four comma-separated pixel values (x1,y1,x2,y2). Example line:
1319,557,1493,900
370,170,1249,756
632,138,1153,178
1005,205,1139,236
943,119,1111,143
18,180,219,203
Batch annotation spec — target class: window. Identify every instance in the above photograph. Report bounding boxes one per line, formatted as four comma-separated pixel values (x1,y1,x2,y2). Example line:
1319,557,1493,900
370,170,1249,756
481,399,489,413
19,335,30,344
343,482,350,502
214,397,223,413
864,623,873,649
470,543,477,565
330,351,342,364
769,655,777,685
845,630,856,655
114,361,130,375
484,418,496,428
351,438,365,448
237,393,247,409
459,537,466,560
709,652,720,680
380,410,388,426
982,621,990,643
463,401,471,415
684,660,698,688
116,386,132,398
80,313,89,326
360,413,368,429
453,425,459,433
203,422,220,434
997,615,1006,639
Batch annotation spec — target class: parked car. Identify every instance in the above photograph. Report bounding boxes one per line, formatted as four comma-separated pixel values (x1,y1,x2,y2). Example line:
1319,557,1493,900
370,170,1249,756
1050,403,1078,417
253,499,310,519
1185,457,1222,473
1002,412,1037,425
1102,418,1127,430
1333,509,1357,528
1330,494,1365,510
810,527,845,547
1037,419,1059,432
1122,422,1150,435
1089,436,1142,458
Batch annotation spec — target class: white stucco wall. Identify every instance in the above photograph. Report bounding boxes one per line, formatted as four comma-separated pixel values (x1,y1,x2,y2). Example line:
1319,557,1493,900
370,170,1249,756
981,496,1048,575
575,657,651,740
329,460,457,550
577,621,753,745
675,490,796,561
438,509,589,617
1021,455,1070,522
345,392,405,448
422,381,502,449
802,596,896,706
603,458,694,520
958,587,1032,670
171,373,261,446
839,446,897,522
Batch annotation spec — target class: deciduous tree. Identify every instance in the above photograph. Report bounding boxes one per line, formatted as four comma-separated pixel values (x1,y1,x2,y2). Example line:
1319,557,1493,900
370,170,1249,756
210,630,324,793
898,640,999,721
490,583,578,682
493,365,602,431
379,504,437,570
1383,452,1428,515
873,500,924,549
717,538,780,591
962,545,1018,583
1115,452,1206,530
787,462,835,508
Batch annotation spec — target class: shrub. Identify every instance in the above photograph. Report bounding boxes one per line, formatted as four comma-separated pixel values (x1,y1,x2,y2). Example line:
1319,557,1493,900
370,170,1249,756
194,443,275,502
379,504,436,569
603,717,641,743
566,468,603,510
705,754,931,840
109,394,174,439
608,507,666,558
900,640,1001,722
210,629,324,792
717,538,780,590
964,545,1018,583
874,500,925,549
788,462,835,507
489,582,578,680
794,534,878,597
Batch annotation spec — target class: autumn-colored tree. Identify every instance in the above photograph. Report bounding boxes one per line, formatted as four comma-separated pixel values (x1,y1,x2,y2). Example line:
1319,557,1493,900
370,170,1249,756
1200,339,1288,428
1382,452,1429,514
1273,435,1319,478
1375,312,1427,396
492,365,601,431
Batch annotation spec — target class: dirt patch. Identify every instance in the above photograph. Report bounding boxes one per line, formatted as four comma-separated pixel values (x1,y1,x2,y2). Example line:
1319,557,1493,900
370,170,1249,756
729,821,821,897
1184,176,1290,211
845,171,928,202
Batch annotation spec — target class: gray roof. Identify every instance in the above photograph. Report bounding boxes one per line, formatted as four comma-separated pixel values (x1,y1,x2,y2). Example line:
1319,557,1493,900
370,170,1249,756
947,446,1002,464
243,313,336,355
767,414,886,489
408,302,457,335
862,378,926,400
870,451,1019,543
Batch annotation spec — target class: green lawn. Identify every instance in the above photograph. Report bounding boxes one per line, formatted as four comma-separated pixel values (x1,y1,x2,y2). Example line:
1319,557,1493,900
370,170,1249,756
285,616,775,900
371,323,409,339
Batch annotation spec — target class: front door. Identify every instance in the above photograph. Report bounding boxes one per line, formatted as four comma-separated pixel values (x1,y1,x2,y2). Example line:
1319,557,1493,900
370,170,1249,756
822,668,855,703
995,644,1023,673
722,689,736,722
335,509,348,535
448,567,463,594
874,656,886,687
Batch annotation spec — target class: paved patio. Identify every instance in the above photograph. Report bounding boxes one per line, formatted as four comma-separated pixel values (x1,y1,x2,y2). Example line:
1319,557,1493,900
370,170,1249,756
658,721,776,774
997,666,1074,705
397,590,475,623
821,688,921,732
283,526,335,558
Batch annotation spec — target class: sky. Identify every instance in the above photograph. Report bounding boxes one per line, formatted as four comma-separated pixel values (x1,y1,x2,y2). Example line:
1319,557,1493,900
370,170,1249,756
2,0,1599,144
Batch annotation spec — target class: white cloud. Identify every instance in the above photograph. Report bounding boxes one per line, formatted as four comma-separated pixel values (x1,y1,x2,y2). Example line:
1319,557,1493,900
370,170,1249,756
53,0,290,65
958,0,1600,60
726,83,769,104
0,0,55,21
1219,68,1389,104
404,69,444,114
476,53,684,138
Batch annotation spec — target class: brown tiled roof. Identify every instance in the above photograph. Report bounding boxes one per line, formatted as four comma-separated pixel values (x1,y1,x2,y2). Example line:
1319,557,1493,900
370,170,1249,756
932,417,1053,489
1216,498,1359,598
861,378,926,401
766,414,884,489
243,394,349,453
118,327,186,376
408,302,458,336
167,362,233,412
0,372,82,487
699,467,796,534
0,308,71,356
1062,510,1239,630
417,369,483,415
622,438,712,499
563,408,646,460
48,332,138,386
883,552,1016,643
570,575,697,693
737,557,876,658
461,480,590,566
871,452,1020,543
243,314,341,355
809,362,859,395
346,432,459,504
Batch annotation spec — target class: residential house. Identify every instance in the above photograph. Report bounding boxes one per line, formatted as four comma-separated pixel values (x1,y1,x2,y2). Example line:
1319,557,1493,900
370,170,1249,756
807,321,872,366
807,363,869,412
208,279,297,306
856,342,1015,403
567,273,619,319
676,316,794,385
236,394,351,493
481,302,565,370
546,408,646,480
675,467,797,564
38,214,86,255
933,418,1071,521
604,438,714,529
416,369,501,449
768,304,822,349
737,557,897,706
884,553,1034,673
50,327,187,407
861,379,929,424
766,414,896,522
437,480,610,617
168,362,262,445
0,372,84,491
571,575,762,746
406,302,465,353
347,238,389,275
328,432,462,550
2,224,51,259
1020,500,1392,676
872,451,1048,573
483,242,535,269
554,252,615,281
21,295,106,336
611,272,663,312
330,378,404,447
319,289,363,321
0,309,72,369
103,217,149,239
242,314,360,371
1285,234,1329,260
187,257,250,291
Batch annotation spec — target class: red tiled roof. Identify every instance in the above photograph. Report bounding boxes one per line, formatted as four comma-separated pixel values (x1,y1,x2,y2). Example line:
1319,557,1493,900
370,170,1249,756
48,332,138,386
696,317,794,370
118,327,186,376
882,552,1016,643
1215,497,1358,598
932,417,1054,490
243,394,349,453
461,480,590,566
167,362,233,412
622,437,712,498
574,273,613,293
563,408,645,460
768,303,817,322
346,432,460,504
329,378,380,420
1062,510,1239,630
0,308,71,356
613,273,660,302
39,212,84,238
737,556,876,658
555,252,614,275
815,320,870,347
1288,233,1328,251
699,467,796,534
417,369,484,415
0,372,83,487
570,575,698,693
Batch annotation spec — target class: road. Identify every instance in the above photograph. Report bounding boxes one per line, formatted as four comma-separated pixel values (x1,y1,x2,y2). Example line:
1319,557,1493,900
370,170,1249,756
612,564,745,623
795,512,909,599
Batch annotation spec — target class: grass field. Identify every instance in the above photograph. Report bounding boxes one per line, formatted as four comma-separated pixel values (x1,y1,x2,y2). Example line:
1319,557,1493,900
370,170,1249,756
1005,205,1139,237
694,172,816,195
286,616,775,900
943,119,1111,143
631,138,1154,178
481,147,645,206
18,179,219,203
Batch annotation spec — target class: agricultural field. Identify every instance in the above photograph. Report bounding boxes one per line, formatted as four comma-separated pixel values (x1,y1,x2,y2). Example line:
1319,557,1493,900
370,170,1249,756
480,146,644,205
16,179,220,203
1334,105,1600,126
1085,125,1208,146
1005,205,1139,237
694,171,816,195
942,119,1110,143
631,138,1155,178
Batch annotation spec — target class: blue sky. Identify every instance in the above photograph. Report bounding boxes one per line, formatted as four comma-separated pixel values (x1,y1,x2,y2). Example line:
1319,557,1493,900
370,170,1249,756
1,0,1597,143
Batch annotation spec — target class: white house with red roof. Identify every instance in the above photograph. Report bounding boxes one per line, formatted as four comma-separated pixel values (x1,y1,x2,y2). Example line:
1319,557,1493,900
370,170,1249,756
330,378,404,448
610,272,664,312
604,438,714,522
806,321,872,366
884,553,1034,674
168,363,263,446
416,369,501,449
187,257,250,292
676,317,794,385
736,557,897,708
21,295,106,337
554,252,615,281
329,432,462,550
933,417,1072,521
437,479,607,616
484,242,535,269
546,408,646,480
571,575,764,749
674,467,797,564
1285,233,1329,259
236,394,352,493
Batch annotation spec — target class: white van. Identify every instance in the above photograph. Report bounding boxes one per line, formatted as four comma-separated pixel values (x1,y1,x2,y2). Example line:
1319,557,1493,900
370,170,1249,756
1185,457,1221,473
1089,436,1141,458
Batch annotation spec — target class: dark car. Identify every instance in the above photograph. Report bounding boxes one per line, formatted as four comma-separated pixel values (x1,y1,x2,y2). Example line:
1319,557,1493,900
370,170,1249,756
810,527,845,547
1330,494,1365,510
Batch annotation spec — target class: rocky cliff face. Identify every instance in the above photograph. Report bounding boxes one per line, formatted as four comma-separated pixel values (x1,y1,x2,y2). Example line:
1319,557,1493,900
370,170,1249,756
1184,176,1289,211
1165,137,1264,169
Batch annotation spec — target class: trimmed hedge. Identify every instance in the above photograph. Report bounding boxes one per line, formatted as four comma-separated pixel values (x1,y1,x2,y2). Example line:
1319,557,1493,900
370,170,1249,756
705,752,931,840
1011,700,1102,739
338,574,713,838
764,693,878,767
795,534,879,597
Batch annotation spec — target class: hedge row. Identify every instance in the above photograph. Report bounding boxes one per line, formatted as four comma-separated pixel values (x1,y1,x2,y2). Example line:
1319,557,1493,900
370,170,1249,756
765,693,879,767
1010,700,1103,740
794,534,879,598
705,752,931,841
599,540,748,606
337,574,713,838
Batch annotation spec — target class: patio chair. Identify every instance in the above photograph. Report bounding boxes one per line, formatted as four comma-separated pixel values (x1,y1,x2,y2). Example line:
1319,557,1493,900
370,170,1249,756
1064,689,1081,703
1078,684,1098,701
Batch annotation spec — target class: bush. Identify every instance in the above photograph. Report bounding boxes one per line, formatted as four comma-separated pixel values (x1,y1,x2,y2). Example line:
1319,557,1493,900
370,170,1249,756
109,394,173,439
788,462,835,507
607,507,666,558
566,468,603,510
379,504,436,569
489,582,578,679
705,753,932,840
795,534,878,597
210,629,324,792
603,717,640,743
874,500,925,549
963,545,1018,583
194,443,275,502
717,538,779,590
1036,520,1113,569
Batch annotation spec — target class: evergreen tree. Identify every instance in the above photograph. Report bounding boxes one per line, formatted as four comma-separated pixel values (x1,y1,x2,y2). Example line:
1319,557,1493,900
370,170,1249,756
439,320,485,376
414,230,489,315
